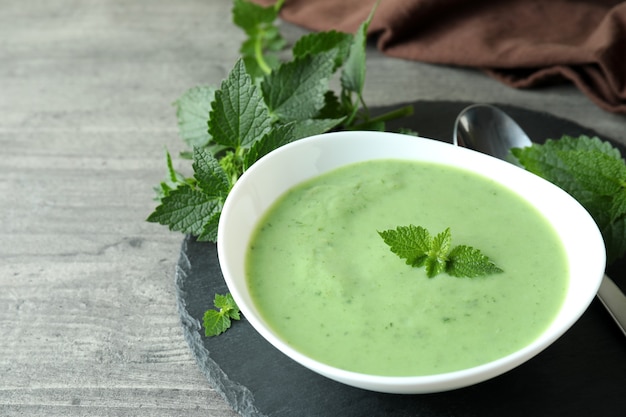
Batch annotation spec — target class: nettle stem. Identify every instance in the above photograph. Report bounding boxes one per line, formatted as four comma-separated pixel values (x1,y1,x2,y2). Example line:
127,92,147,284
254,34,272,75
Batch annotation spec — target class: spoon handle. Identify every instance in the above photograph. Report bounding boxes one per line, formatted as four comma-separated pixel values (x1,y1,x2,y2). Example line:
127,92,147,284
596,274,626,336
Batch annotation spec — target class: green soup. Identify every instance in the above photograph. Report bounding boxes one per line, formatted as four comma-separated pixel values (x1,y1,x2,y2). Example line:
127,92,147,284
245,159,568,376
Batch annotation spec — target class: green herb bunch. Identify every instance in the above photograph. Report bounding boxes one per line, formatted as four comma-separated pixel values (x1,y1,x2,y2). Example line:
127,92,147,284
513,135,626,264
147,0,412,242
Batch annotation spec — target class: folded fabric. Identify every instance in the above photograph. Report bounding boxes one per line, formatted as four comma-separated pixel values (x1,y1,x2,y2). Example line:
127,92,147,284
252,0,626,115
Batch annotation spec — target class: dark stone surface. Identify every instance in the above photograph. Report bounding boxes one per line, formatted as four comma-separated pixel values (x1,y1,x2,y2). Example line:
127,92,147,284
175,101,626,417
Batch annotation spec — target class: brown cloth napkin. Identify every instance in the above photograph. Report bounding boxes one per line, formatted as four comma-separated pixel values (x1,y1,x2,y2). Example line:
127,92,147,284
252,0,626,115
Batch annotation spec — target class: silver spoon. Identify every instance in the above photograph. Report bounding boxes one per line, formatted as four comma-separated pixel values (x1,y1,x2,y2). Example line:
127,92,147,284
453,103,626,337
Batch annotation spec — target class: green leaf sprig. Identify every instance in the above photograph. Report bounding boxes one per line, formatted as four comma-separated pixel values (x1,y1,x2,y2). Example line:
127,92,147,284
378,225,503,278
512,135,626,264
148,0,414,243
203,293,241,337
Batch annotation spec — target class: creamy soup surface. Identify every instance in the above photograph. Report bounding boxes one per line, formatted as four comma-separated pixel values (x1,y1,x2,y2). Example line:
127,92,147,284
245,159,568,376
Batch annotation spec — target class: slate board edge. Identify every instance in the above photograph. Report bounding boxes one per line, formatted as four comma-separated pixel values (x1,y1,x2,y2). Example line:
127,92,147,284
175,236,266,417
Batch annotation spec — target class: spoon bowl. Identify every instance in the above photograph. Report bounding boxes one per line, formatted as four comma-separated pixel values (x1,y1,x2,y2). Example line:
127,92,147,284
453,103,531,166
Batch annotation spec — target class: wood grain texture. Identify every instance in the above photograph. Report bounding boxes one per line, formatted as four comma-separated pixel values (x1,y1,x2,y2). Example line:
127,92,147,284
0,0,624,416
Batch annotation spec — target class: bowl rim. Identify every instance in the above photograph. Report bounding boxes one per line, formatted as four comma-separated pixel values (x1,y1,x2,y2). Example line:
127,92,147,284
217,130,606,393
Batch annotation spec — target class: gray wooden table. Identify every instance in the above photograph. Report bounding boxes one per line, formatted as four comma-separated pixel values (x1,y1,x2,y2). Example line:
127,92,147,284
1,0,624,416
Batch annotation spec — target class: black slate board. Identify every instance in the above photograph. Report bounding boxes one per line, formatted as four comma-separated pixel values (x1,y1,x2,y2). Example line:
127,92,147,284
175,101,626,417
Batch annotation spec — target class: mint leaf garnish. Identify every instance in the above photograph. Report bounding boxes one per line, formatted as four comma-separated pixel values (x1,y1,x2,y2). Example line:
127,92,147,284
513,135,626,263
203,293,241,337
426,228,452,277
378,225,431,267
379,225,503,278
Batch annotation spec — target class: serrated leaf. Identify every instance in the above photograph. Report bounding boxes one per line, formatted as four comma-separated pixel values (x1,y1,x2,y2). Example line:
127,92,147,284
174,86,216,148
558,149,626,196
192,147,231,197
447,245,503,278
153,149,191,201
424,256,447,278
292,30,353,70
552,134,621,157
214,293,240,320
340,2,377,95
203,310,231,337
197,210,221,242
291,118,345,140
209,60,272,149
203,293,241,337
146,186,222,237
431,228,452,257
378,225,431,267
316,90,345,120
513,139,591,202
243,123,296,170
610,190,626,223
424,228,451,277
261,52,336,122
514,135,626,263
232,0,279,36
234,0,285,77
603,216,626,264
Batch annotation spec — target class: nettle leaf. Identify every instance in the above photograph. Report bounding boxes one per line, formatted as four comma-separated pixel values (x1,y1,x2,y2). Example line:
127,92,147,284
514,135,626,263
209,59,272,149
424,228,451,277
192,147,231,197
447,245,504,278
215,293,241,320
603,216,626,264
317,90,345,119
233,0,280,36
203,293,241,337
153,149,193,201
513,140,591,202
233,0,285,78
174,86,216,149
291,118,345,140
261,52,336,122
340,3,376,95
197,210,221,242
378,225,431,267
292,30,353,70
610,190,626,223
558,149,626,196
146,186,222,237
243,123,296,170
203,310,231,337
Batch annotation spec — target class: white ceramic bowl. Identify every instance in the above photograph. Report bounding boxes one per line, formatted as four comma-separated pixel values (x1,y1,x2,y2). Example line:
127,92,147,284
217,131,605,394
